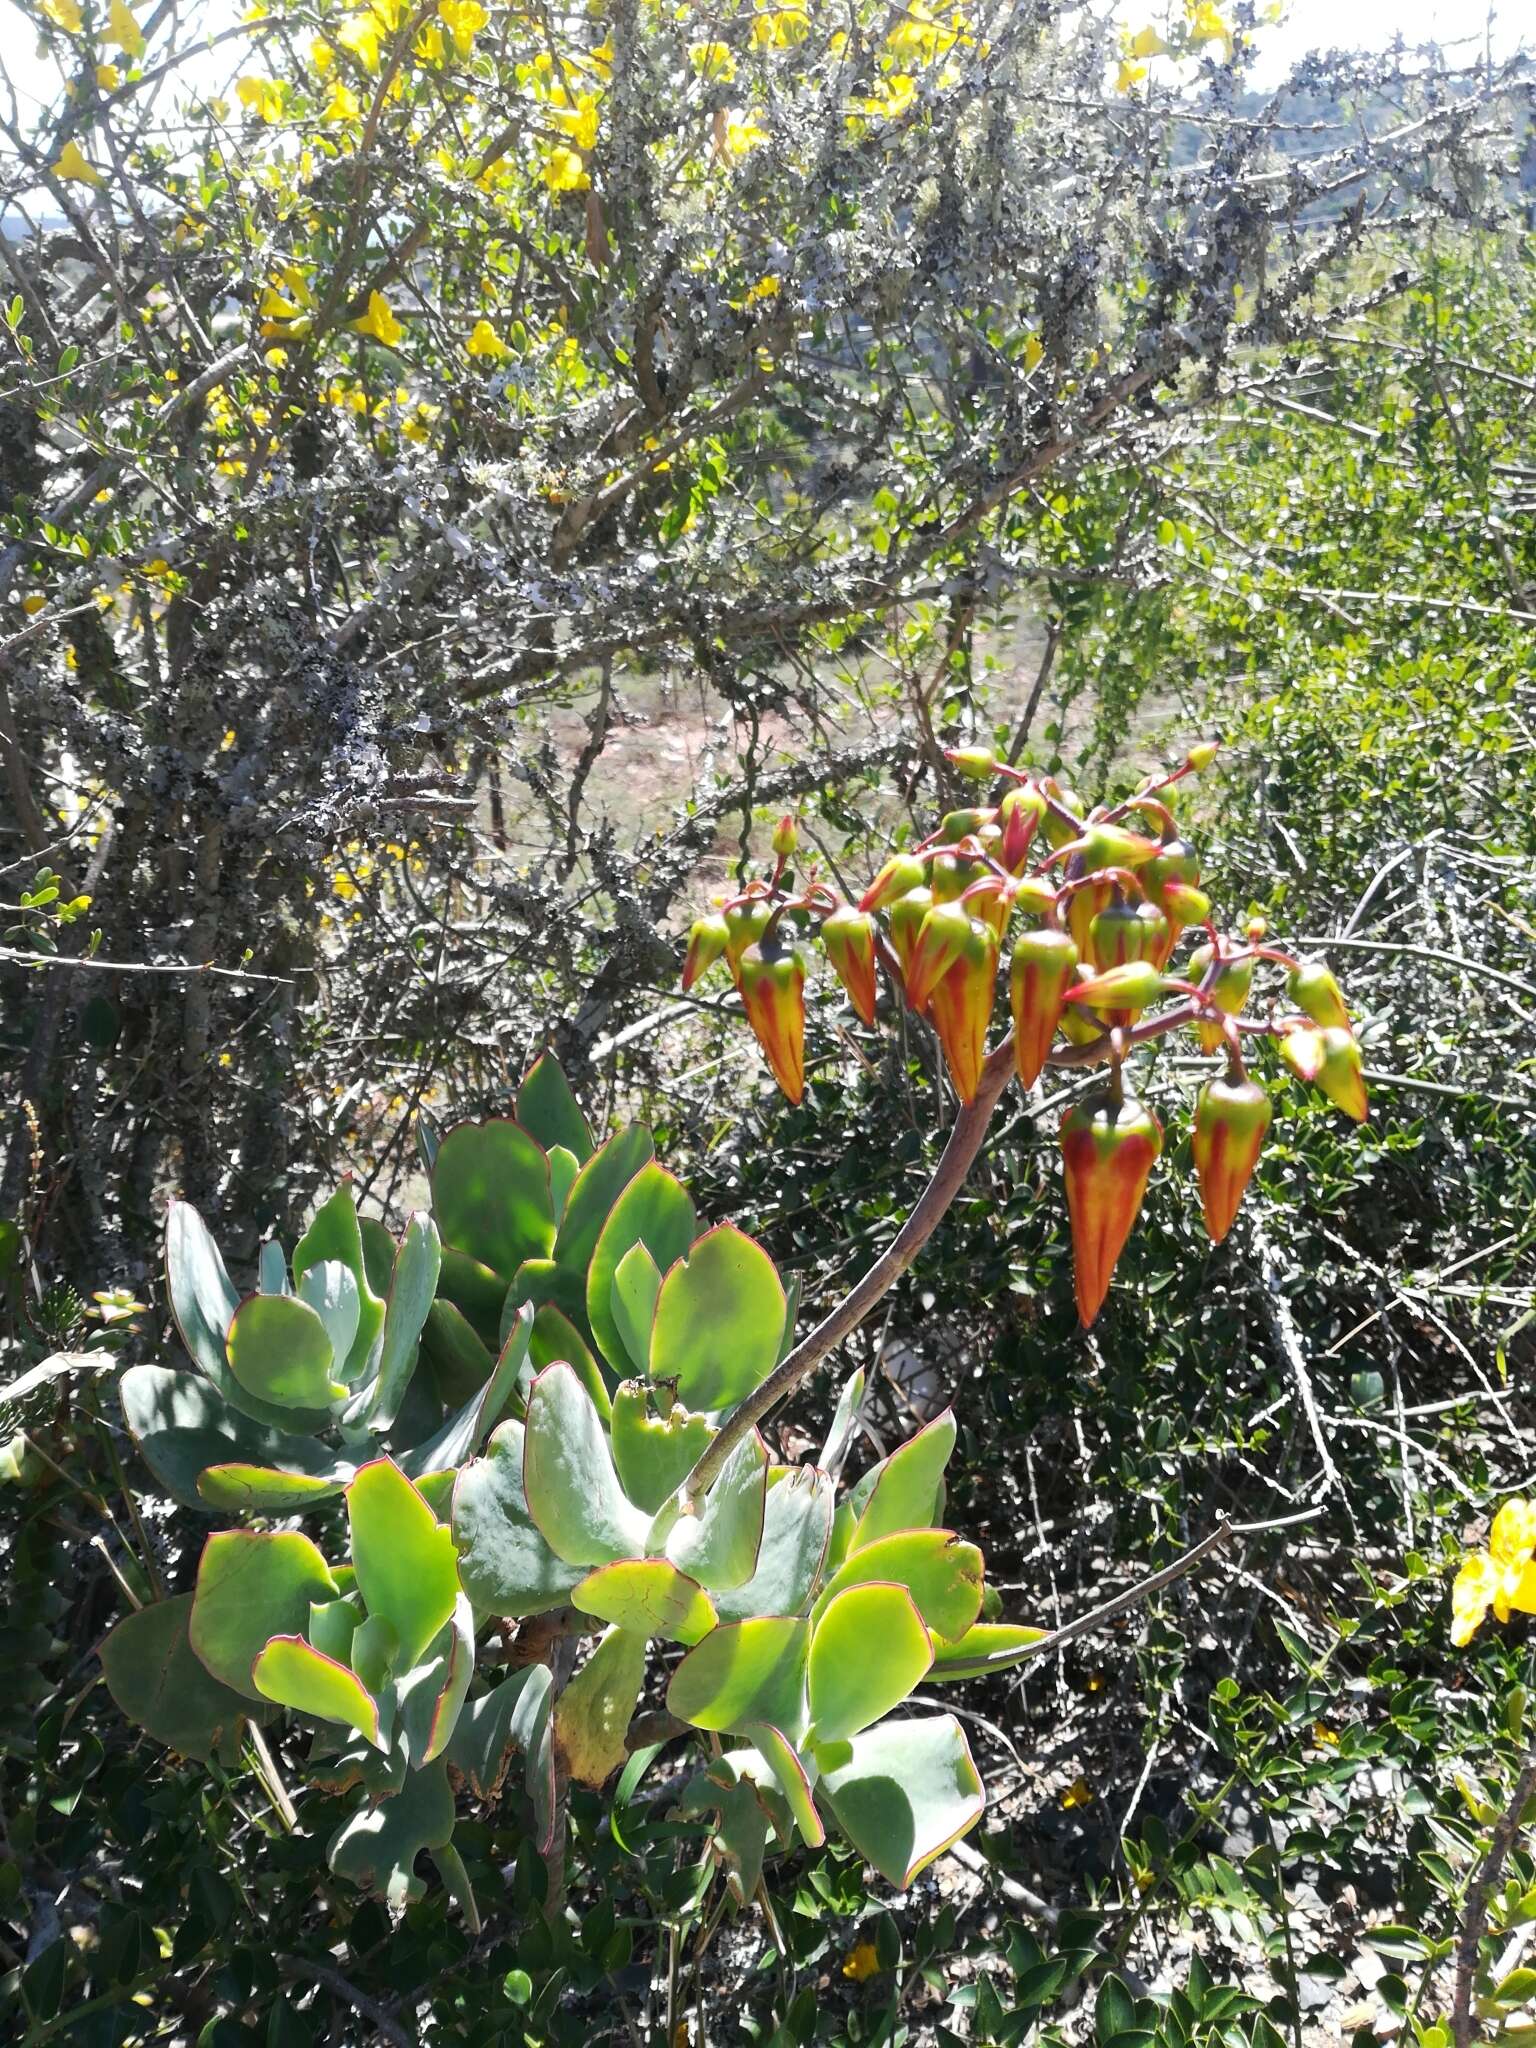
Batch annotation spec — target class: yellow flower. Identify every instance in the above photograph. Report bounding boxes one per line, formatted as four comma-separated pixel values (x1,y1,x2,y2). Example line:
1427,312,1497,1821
52,139,102,186
744,272,780,302
400,402,438,443
439,0,486,59
22,594,46,616
690,39,736,83
1061,1776,1094,1810
414,21,446,63
721,108,768,158
310,36,335,74
108,0,144,56
751,8,809,46
236,75,287,122
1115,60,1147,93
842,1941,879,1982
41,0,83,31
466,318,510,360
553,90,601,150
1451,1499,1536,1646
336,11,383,72
1023,331,1043,371
96,63,121,91
353,290,403,346
1186,1,1234,57
323,82,362,123
542,145,589,192
886,2,963,66
859,73,915,122
1126,25,1168,58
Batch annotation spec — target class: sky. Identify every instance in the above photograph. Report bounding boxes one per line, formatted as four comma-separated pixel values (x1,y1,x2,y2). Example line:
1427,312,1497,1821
0,0,1527,121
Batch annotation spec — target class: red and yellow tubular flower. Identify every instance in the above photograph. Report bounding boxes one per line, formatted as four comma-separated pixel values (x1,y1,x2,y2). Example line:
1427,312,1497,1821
1009,928,1077,1087
681,912,729,992
1191,1075,1272,1243
1065,960,1168,1014
1060,1090,1162,1327
860,852,927,914
821,905,878,1027
905,899,973,1010
998,785,1046,872
1286,958,1350,1030
1188,942,1254,1054
927,918,999,1103
1065,875,1114,960
724,896,772,979
738,940,807,1104
1280,1024,1368,1122
889,887,934,988
1087,898,1169,974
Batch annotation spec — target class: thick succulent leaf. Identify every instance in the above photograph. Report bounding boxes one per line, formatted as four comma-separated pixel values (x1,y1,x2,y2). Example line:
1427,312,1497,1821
420,1299,496,1408
366,1211,443,1430
813,1529,983,1645
528,1303,610,1422
445,1664,553,1803
743,1722,824,1848
516,1052,593,1164
585,1161,695,1372
432,1119,554,1278
309,1597,360,1663
667,1615,809,1736
547,1146,581,1228
505,1257,589,1339
820,1368,867,1473
347,1458,459,1669
258,1239,289,1294
451,1420,583,1618
714,1467,834,1624
662,1430,768,1592
808,1583,932,1743
398,1593,475,1765
190,1529,338,1698
553,1122,656,1279
327,1757,456,1911
849,1409,957,1552
119,1365,341,1514
225,1293,344,1411
358,1216,396,1298
928,1621,1050,1682
296,1260,360,1379
522,1363,649,1566
611,1388,713,1516
164,1200,327,1432
402,1303,532,1479
573,1559,716,1645
99,1593,266,1763
252,1636,384,1750
196,1462,351,1512
349,1613,398,1695
554,1626,648,1788
650,1225,786,1412
679,1763,771,1903
292,1181,385,1381
435,1247,508,1352
818,1714,984,1889
610,1242,662,1377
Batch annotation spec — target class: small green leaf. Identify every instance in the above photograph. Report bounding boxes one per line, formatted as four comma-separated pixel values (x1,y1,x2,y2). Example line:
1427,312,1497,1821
366,1211,442,1429
190,1530,338,1699
225,1294,343,1411
433,1119,554,1278
610,1384,713,1515
666,1615,809,1735
522,1363,650,1565
347,1459,459,1668
516,1053,593,1163
584,1161,695,1371
818,1714,983,1889
451,1419,583,1618
291,1181,385,1381
252,1637,383,1750
611,1241,662,1372
849,1409,956,1550
662,1430,767,1591
743,1722,823,1847
327,1758,456,1912
808,1583,932,1742
814,1529,982,1644
554,1626,649,1787
714,1467,834,1624
397,1593,475,1764
100,1594,264,1763
650,1225,786,1411
165,1200,327,1432
573,1558,717,1644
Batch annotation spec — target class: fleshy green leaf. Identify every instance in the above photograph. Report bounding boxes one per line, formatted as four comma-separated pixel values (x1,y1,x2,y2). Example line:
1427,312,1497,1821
327,1757,456,1910
347,1458,460,1669
433,1119,554,1278
849,1409,956,1551
818,1714,984,1888
714,1467,834,1625
190,1530,338,1699
522,1363,650,1565
927,1621,1049,1682
666,1616,809,1736
252,1636,383,1749
451,1419,583,1618
296,1260,360,1379
528,1303,610,1422
573,1558,717,1644
662,1430,767,1591
367,1211,442,1429
553,1122,655,1281
808,1583,932,1743
165,1200,327,1433
610,1241,662,1375
554,1626,648,1787
650,1225,786,1411
196,1463,350,1512
585,1162,695,1372
813,1529,983,1644
225,1294,344,1411
398,1593,475,1764
743,1722,824,1847
119,1365,342,1514
516,1052,593,1163
445,1664,553,1803
100,1593,266,1763
291,1181,385,1381
435,1247,508,1353
403,1304,532,1480
611,1385,713,1515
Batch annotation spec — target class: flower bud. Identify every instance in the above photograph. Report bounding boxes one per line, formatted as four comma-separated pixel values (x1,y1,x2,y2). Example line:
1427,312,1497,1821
999,785,1047,871
1074,822,1161,873
1286,958,1350,1031
860,853,927,913
738,940,808,1104
1066,876,1114,960
1192,1075,1271,1243
929,850,984,904
682,912,730,991
1188,942,1254,1054
946,746,998,782
1141,835,1201,910
1010,876,1058,921
905,898,973,1010
771,814,799,858
724,896,773,978
935,806,995,845
1040,783,1086,850
1088,898,1169,974
822,905,878,1027
1009,928,1077,1087
928,918,999,1102
1065,960,1168,1014
1157,880,1211,952
1280,1024,1368,1123
889,886,934,986
1244,915,1268,941
1060,1090,1162,1326
1186,740,1220,771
